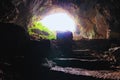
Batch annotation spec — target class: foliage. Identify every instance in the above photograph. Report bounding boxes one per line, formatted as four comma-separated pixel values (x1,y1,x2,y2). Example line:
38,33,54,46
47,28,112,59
28,19,56,40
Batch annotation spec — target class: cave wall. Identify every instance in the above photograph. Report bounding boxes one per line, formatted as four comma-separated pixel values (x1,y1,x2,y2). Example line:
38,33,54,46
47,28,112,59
0,0,120,39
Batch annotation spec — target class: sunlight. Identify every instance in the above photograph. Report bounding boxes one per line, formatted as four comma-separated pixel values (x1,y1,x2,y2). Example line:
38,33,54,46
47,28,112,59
40,13,76,32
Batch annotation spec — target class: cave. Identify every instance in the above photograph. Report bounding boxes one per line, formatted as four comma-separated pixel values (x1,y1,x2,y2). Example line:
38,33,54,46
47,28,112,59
0,0,120,80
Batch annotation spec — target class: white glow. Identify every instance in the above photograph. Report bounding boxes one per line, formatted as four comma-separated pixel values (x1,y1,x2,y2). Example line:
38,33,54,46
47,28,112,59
40,13,76,32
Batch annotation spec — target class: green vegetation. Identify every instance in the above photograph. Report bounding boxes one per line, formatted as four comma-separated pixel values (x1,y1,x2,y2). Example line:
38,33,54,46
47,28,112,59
28,20,56,40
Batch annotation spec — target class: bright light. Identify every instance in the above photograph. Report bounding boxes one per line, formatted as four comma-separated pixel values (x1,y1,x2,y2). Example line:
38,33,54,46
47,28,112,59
40,13,76,32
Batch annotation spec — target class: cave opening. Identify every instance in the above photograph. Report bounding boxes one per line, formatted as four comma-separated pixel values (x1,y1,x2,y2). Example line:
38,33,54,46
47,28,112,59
1,0,120,40
40,13,76,33
26,0,112,41
28,7,78,40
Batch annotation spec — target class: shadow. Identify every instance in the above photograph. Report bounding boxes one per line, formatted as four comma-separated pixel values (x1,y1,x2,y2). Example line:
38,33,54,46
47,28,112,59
0,22,51,80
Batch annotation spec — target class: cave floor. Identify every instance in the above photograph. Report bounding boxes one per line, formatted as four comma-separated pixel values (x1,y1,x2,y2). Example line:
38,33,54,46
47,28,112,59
0,40,120,80
47,50,120,80
42,40,120,80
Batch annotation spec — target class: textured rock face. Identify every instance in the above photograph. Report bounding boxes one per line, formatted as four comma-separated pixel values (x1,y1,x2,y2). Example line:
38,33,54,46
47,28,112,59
0,0,120,40
109,47,120,65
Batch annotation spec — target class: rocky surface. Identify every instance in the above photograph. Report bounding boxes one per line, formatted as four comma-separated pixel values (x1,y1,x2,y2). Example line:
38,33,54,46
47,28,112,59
0,0,120,39
0,39,120,80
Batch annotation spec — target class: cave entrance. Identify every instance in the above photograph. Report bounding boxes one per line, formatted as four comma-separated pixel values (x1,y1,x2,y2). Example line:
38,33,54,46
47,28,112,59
28,8,77,40
40,13,76,33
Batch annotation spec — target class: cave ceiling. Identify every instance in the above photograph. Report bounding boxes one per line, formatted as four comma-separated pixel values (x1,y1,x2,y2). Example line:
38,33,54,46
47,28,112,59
0,0,120,40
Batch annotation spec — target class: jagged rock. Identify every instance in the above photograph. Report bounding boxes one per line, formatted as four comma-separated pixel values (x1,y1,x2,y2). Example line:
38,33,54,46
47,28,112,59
110,47,120,65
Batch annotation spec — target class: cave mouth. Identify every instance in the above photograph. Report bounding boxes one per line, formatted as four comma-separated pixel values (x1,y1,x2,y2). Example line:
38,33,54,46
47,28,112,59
28,8,78,40
40,12,76,33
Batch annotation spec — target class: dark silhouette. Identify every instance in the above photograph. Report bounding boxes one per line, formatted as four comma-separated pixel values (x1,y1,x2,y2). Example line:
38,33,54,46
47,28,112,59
0,22,51,80
56,31,73,57
0,22,30,80
0,22,30,56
